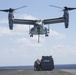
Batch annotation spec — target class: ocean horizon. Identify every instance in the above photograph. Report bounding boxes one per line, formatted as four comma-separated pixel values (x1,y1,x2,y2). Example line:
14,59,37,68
0,64,76,69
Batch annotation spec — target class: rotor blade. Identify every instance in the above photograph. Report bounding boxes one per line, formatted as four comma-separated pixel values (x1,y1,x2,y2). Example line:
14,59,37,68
49,5,62,9
0,6,27,12
0,9,9,12
14,6,27,10
49,5,76,11
0,8,16,12
63,6,76,11
67,8,76,10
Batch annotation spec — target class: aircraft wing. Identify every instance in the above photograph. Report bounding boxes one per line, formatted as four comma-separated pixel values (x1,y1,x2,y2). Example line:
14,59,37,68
13,19,35,25
43,17,65,25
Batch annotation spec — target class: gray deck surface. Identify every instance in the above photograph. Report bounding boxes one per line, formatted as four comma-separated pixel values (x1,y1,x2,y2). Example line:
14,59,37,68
0,69,75,75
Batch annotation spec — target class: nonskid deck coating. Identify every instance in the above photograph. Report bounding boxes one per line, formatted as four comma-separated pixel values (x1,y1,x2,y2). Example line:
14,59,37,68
0,69,75,75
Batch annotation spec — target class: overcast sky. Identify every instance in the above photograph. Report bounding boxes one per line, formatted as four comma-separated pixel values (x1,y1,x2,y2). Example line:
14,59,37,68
0,0,76,66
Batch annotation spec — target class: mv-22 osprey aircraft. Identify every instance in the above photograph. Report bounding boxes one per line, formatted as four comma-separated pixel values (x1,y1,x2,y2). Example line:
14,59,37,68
0,5,76,43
